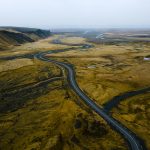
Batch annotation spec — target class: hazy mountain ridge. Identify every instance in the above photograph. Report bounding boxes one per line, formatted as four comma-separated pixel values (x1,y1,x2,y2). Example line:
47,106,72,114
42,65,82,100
0,27,51,50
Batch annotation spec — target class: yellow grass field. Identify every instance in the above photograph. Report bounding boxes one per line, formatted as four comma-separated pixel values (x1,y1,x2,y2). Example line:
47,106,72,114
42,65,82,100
0,34,150,149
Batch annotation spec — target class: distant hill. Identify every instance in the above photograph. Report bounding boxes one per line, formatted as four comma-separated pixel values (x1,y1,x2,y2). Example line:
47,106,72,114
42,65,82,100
0,27,51,50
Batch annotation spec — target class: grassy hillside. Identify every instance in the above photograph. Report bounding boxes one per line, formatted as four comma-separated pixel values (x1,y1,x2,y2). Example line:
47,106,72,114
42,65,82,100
0,27,51,50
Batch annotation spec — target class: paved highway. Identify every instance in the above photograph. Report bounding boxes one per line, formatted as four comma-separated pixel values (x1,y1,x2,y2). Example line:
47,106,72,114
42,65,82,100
35,51,145,150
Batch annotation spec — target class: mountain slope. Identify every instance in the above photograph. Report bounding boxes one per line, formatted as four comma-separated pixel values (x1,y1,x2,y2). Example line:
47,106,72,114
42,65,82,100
0,27,51,50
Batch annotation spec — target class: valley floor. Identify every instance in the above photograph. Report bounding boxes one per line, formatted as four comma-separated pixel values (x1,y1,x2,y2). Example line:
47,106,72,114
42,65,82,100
0,33,150,150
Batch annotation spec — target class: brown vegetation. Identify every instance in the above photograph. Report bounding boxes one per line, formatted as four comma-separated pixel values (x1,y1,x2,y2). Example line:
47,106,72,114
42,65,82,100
0,32,150,149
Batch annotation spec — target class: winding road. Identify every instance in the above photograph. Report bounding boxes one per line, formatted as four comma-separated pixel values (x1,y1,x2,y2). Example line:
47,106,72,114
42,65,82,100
35,51,145,150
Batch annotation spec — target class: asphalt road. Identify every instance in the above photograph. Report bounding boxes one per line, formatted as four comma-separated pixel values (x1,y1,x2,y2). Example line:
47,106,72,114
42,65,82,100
36,51,145,150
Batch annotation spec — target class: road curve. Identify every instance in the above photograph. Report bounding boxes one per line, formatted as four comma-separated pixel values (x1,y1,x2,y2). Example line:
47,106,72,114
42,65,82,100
35,51,145,150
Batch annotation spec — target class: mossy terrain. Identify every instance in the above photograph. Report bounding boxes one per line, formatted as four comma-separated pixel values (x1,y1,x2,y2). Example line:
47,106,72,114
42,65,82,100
0,32,150,149
0,88,127,150
48,36,150,149
112,93,150,149
0,57,126,150
49,42,150,104
0,58,61,113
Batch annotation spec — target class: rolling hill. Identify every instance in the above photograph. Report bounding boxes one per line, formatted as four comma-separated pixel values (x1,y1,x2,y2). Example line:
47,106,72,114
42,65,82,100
0,27,51,50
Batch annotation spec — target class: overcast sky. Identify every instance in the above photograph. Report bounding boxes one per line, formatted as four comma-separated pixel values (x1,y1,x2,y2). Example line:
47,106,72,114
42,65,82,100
0,0,150,29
